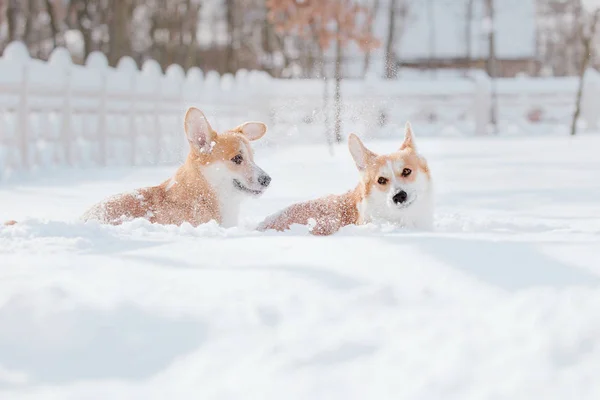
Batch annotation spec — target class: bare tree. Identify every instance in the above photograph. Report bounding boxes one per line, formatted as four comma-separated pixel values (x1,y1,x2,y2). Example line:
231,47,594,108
107,0,134,66
384,0,397,78
485,0,497,133
427,0,435,75
68,0,97,60
23,0,35,47
0,0,67,58
362,0,379,77
45,0,61,48
6,0,20,42
145,0,205,70
225,0,236,73
267,0,336,142
537,0,585,77
267,0,380,144
570,8,600,136
383,0,410,79
0,0,376,81
464,0,474,76
333,24,343,143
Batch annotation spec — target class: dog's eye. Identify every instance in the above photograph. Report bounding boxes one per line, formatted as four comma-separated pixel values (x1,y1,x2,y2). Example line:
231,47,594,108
402,168,412,177
231,154,243,165
377,177,388,185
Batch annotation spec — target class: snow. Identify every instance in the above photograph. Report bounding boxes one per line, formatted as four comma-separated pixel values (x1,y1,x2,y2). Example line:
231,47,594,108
1,134,600,399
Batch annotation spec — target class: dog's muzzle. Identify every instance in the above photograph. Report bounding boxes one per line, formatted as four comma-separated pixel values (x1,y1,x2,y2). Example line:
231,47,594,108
233,179,267,195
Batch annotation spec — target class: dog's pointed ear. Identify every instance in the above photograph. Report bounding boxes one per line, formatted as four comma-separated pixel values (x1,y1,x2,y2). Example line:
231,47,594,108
184,107,215,153
399,121,416,151
234,121,267,141
348,133,377,171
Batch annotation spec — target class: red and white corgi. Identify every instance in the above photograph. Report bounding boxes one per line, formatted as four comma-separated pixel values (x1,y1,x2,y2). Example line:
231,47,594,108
81,107,271,227
258,122,433,235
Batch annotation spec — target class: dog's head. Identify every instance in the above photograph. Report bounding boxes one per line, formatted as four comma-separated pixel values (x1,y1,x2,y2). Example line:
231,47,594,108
349,122,432,220
184,107,271,197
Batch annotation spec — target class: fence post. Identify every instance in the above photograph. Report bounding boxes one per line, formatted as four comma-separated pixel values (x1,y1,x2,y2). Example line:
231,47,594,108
363,71,380,136
246,70,267,131
49,47,74,166
473,70,492,135
142,59,162,164
204,70,222,129
5,42,31,170
221,72,236,127
235,69,249,120
166,64,186,163
183,67,204,158
184,67,204,110
86,52,109,166
580,68,600,132
257,71,274,130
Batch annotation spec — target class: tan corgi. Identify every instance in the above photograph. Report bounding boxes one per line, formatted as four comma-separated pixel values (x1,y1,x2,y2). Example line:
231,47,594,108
258,123,433,235
81,107,271,227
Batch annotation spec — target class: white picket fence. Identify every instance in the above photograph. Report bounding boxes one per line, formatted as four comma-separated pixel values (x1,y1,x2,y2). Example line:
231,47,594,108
1,41,599,176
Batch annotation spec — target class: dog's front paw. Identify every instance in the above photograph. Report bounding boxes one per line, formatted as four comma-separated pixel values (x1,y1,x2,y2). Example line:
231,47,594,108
308,217,340,236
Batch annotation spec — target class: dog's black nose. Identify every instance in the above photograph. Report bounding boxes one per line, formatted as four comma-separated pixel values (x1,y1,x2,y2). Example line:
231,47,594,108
392,190,408,204
258,175,271,187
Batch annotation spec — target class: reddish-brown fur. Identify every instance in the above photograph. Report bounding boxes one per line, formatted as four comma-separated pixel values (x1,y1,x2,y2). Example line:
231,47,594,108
258,123,430,235
84,156,220,226
81,108,266,226
259,188,363,236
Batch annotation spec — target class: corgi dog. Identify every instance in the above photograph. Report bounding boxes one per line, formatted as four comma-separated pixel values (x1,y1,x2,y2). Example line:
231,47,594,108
258,123,433,235
81,107,271,227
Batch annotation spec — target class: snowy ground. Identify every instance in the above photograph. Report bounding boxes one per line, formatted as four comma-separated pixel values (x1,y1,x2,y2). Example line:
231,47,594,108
1,134,600,399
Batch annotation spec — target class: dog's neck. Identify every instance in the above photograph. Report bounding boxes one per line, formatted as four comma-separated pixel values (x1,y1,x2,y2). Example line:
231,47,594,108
165,157,245,227
198,163,246,228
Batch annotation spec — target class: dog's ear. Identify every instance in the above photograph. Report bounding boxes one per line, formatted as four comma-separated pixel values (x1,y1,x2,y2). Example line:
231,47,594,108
399,121,416,151
234,121,267,141
184,107,215,153
348,133,377,171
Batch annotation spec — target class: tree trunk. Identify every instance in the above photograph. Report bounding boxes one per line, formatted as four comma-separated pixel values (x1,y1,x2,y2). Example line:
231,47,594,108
363,0,380,77
571,66,587,137
571,1,583,76
485,0,498,132
82,28,93,60
23,0,34,52
46,0,59,48
303,35,316,78
464,0,474,76
225,0,236,73
571,10,600,136
334,35,343,143
385,0,397,79
261,11,274,75
74,0,94,60
427,0,435,76
7,0,19,42
184,1,200,70
320,49,332,151
108,0,132,67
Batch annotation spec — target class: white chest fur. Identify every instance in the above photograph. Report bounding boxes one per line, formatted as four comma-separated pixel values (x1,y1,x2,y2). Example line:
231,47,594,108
200,163,245,228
